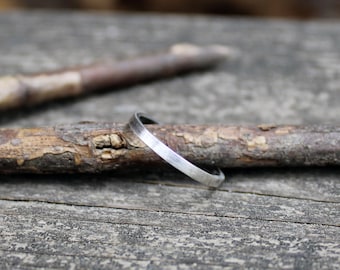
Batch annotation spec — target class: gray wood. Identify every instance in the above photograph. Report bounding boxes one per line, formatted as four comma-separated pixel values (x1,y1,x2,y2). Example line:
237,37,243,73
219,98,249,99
1,201,339,270
0,176,339,226
0,11,339,269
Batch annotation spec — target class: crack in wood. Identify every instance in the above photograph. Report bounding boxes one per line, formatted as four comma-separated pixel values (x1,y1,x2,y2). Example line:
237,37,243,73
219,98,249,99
125,179,340,204
0,198,338,228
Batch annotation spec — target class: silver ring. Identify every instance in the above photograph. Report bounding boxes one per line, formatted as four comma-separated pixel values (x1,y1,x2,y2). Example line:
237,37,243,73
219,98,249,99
128,112,225,188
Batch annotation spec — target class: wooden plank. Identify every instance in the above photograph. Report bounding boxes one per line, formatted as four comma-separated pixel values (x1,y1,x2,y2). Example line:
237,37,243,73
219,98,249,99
1,168,339,204
0,176,338,226
0,200,339,269
220,168,340,203
1,12,340,127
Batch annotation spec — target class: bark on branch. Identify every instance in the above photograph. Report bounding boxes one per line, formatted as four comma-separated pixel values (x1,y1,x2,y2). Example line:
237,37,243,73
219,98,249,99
0,44,230,110
0,123,339,173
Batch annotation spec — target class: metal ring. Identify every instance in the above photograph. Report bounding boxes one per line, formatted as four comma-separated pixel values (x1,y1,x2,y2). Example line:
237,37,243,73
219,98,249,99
128,112,225,188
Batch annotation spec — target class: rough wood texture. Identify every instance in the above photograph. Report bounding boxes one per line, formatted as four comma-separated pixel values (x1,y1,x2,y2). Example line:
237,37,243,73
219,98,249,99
1,124,340,173
0,11,339,269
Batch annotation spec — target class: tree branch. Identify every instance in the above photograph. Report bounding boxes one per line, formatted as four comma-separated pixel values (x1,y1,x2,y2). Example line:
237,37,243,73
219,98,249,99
0,123,339,173
0,44,230,110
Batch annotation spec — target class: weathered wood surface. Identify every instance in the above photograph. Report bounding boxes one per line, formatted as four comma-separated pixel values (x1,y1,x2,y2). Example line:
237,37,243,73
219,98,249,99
0,11,339,269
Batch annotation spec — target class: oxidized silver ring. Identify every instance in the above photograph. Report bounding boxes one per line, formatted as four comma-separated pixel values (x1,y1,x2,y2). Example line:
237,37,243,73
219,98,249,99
128,112,225,188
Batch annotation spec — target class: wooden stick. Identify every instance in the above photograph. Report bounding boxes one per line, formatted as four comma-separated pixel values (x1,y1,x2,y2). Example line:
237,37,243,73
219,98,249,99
0,123,339,173
0,44,230,110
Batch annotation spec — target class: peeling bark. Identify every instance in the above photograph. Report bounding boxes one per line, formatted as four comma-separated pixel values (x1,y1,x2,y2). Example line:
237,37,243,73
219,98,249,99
0,123,339,173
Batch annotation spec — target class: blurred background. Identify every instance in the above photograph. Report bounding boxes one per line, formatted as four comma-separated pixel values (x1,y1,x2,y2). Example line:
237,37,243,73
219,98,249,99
0,0,340,19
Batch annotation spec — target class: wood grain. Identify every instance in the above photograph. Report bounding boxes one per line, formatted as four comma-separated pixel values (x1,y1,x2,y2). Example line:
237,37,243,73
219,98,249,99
1,200,339,269
0,11,339,269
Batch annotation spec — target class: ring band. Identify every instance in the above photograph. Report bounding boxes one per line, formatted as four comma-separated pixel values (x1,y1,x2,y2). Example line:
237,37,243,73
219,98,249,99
128,112,225,187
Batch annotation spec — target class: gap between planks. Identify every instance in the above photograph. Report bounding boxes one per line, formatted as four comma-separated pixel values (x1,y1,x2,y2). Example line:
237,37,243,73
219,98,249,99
0,198,339,228
136,179,340,204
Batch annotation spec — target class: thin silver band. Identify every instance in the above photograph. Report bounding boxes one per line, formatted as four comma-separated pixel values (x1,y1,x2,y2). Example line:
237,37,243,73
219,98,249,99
128,112,225,188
